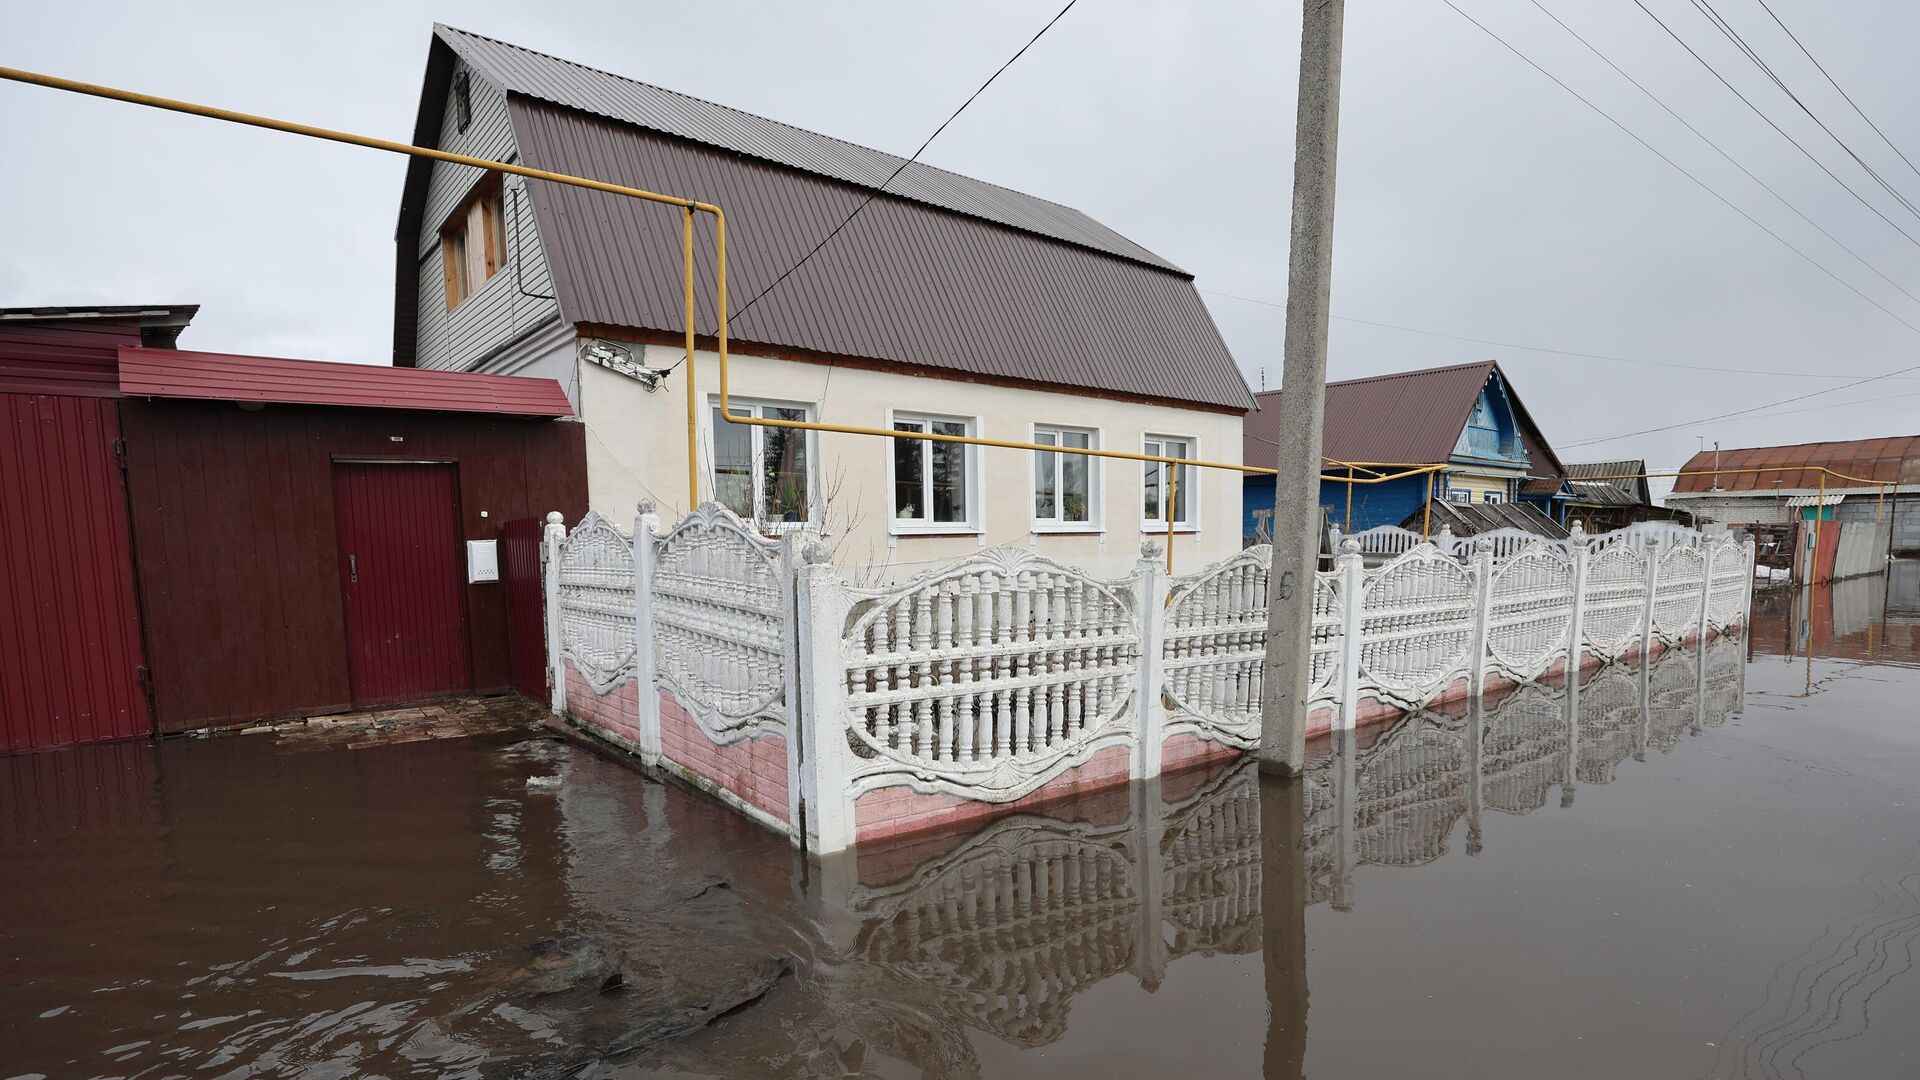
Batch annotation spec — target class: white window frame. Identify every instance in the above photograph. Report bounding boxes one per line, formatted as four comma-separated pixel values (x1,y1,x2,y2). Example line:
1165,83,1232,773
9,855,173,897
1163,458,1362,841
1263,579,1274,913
705,395,818,532
1482,489,1504,504
1030,423,1103,533
1448,489,1472,504
1142,432,1198,533
886,408,984,536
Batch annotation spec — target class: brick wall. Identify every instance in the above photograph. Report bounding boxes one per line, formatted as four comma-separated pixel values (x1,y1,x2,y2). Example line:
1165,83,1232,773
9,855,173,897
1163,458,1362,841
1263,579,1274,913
561,662,791,828
658,690,789,825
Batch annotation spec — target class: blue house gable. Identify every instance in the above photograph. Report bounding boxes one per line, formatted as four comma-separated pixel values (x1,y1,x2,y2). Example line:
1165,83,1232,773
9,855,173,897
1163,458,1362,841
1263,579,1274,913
1450,373,1530,468
1241,360,1570,542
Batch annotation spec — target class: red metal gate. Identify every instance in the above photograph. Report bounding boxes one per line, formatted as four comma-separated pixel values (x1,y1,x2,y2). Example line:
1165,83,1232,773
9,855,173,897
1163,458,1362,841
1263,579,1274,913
500,517,547,700
0,394,151,752
332,462,471,708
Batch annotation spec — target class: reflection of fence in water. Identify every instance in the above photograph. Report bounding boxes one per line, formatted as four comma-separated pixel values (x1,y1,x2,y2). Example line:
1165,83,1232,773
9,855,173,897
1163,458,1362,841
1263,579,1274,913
1481,687,1570,815
826,637,1742,1054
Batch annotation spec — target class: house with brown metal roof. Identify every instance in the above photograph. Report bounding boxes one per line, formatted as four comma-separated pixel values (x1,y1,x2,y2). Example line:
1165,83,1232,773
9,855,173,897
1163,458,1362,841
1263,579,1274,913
1560,460,1687,532
393,25,1252,577
1241,360,1567,539
1668,436,1920,556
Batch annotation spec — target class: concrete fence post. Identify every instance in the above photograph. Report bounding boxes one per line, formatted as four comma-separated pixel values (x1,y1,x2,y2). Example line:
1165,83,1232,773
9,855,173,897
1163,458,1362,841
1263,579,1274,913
1638,538,1661,667
1567,523,1589,682
779,530,807,840
1740,537,1757,631
1334,539,1365,731
1133,544,1168,780
1468,537,1495,697
795,542,856,854
1697,540,1715,645
630,502,662,765
543,511,567,716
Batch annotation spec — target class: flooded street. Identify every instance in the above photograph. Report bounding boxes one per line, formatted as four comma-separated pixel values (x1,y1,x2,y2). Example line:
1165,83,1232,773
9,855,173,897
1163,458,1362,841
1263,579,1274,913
6,567,1920,1078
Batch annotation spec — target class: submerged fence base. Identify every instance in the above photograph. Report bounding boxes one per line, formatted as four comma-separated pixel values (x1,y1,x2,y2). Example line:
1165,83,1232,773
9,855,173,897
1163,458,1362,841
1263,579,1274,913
544,505,1755,854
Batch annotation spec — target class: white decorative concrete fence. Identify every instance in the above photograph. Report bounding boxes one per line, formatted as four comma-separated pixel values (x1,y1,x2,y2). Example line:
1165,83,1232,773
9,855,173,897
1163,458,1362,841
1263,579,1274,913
545,504,1754,853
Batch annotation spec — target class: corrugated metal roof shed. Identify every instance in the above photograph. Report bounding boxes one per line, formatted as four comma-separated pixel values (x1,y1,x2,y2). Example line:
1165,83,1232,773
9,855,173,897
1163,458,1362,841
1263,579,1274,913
1243,361,1565,483
1406,499,1570,539
118,348,574,417
1565,459,1651,505
1673,436,1920,493
435,24,1178,271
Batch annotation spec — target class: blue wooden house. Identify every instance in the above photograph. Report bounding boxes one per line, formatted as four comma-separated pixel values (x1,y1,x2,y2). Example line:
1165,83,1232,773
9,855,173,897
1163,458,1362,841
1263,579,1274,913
1242,360,1569,540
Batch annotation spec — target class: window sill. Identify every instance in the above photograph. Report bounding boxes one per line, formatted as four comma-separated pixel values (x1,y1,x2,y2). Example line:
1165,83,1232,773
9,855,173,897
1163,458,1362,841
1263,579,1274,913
890,527,984,539
1031,525,1105,536
1143,525,1199,535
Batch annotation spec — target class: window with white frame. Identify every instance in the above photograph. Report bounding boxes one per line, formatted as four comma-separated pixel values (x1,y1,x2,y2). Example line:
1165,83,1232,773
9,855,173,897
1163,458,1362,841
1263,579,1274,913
710,398,813,527
892,413,976,531
1482,490,1503,504
1143,435,1195,527
1033,425,1097,529
1448,488,1471,504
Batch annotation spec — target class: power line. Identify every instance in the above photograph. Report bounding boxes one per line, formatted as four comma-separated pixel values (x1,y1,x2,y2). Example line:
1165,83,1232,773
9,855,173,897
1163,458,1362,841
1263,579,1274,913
1750,0,1920,188
1436,0,1920,342
1630,0,1920,253
1525,0,1920,308
1440,0,1920,450
1201,287,1914,379
1687,0,1920,219
727,0,1081,327
1561,354,1920,448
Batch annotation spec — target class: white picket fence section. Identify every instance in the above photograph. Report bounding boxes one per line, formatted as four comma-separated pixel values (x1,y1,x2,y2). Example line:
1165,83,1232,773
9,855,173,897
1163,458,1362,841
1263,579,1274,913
547,505,1754,853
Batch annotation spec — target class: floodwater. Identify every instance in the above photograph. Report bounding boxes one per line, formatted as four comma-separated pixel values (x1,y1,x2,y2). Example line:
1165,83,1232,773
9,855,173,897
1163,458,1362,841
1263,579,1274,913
5,566,1919,1079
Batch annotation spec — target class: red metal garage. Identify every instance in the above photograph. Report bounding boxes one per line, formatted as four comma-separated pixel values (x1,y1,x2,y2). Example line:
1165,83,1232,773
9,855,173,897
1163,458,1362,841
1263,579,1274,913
116,347,587,733
0,308,587,751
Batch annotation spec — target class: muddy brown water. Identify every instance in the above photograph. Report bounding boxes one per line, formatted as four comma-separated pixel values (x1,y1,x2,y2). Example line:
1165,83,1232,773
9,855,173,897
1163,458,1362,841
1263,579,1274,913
5,569,1920,1078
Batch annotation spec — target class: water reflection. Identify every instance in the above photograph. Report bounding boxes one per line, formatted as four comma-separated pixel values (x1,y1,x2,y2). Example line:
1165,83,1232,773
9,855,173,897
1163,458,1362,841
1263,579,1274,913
0,632,1769,1078
1748,559,1920,665
791,633,1745,1076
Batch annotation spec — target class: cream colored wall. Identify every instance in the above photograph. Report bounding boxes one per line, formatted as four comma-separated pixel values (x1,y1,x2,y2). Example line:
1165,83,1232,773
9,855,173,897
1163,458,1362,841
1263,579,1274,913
580,344,1245,582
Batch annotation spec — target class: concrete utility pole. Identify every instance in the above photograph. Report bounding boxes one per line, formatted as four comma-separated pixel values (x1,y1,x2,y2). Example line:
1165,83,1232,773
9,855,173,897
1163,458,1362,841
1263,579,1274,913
1260,0,1346,774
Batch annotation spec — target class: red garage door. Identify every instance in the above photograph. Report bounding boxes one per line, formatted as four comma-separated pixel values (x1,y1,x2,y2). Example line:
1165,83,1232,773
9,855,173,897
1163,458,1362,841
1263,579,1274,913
0,394,151,752
332,462,472,708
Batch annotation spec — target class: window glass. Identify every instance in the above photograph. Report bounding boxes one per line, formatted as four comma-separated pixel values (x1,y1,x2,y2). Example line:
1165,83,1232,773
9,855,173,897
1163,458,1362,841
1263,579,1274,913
763,406,809,522
893,420,926,521
930,420,969,523
1034,430,1058,519
711,405,754,518
1144,437,1192,525
1060,430,1091,523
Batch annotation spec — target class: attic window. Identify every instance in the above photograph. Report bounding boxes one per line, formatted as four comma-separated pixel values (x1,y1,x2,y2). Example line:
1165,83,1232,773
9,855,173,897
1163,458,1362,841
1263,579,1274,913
441,174,506,310
453,72,472,133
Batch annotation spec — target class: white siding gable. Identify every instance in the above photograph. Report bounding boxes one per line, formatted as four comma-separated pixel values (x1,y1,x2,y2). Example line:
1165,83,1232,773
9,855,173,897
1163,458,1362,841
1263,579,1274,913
414,60,562,372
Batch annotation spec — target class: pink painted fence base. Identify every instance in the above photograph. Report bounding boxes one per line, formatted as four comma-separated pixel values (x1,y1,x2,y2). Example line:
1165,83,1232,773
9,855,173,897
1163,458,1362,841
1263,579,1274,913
561,662,790,830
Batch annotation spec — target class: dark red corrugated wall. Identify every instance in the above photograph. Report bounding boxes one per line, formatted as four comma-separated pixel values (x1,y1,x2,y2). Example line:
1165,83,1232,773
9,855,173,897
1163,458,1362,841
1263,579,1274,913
501,517,547,699
119,400,586,731
0,393,152,751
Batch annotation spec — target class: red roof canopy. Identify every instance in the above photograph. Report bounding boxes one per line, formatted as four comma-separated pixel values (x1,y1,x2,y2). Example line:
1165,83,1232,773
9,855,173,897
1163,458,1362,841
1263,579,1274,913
118,347,573,417
1673,436,1920,492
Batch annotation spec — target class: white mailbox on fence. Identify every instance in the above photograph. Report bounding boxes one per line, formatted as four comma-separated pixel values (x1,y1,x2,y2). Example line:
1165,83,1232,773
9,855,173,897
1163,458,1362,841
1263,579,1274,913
467,539,500,583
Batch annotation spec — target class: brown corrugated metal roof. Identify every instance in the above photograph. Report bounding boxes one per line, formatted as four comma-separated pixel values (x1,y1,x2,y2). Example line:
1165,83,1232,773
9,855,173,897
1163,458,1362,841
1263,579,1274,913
119,347,574,417
511,99,1252,410
435,24,1179,271
1672,436,1920,493
1243,361,1567,489
1244,361,1496,466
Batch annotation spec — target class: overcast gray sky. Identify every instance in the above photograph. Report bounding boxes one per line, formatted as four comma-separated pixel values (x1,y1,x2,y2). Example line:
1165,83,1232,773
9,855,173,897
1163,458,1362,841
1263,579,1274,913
7,0,1920,484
